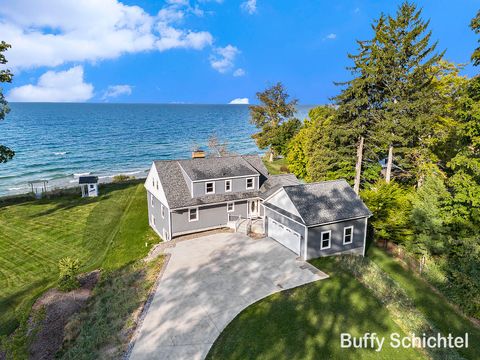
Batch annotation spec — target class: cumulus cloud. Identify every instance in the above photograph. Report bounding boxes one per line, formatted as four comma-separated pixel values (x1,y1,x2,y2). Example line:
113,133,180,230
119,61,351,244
0,0,214,70
233,68,245,77
241,0,257,14
102,84,132,100
229,97,249,104
325,33,337,40
210,45,239,73
7,66,93,102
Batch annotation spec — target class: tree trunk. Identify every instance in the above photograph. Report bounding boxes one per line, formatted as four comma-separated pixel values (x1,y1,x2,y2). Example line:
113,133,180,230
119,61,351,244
385,145,393,183
354,136,364,194
269,149,274,162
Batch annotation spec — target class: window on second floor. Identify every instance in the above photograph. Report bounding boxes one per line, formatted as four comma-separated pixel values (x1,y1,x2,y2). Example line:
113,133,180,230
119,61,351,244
151,194,154,207
246,177,254,190
225,179,232,192
161,204,165,218
205,182,215,194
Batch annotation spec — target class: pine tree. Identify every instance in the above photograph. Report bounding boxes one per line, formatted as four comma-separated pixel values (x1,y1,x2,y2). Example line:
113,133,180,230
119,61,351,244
333,2,444,184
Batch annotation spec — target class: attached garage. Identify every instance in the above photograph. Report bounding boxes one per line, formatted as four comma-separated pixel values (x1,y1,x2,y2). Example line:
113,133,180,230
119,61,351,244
267,218,301,255
263,180,372,260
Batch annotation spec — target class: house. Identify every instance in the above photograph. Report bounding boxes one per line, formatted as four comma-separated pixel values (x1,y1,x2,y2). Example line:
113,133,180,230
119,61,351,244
79,176,99,197
145,154,372,260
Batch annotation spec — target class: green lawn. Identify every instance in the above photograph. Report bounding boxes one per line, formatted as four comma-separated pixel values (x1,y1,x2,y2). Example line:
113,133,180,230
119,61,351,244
263,157,289,175
370,247,480,360
207,258,424,360
0,181,159,336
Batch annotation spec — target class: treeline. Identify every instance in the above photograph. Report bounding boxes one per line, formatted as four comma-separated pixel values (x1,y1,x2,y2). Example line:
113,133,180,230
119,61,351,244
250,2,480,319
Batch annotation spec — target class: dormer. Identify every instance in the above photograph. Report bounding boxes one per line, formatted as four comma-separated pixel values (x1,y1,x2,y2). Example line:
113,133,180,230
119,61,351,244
177,156,261,198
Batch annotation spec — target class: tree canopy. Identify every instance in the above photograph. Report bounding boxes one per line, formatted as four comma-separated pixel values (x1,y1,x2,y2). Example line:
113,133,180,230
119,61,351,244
0,41,14,164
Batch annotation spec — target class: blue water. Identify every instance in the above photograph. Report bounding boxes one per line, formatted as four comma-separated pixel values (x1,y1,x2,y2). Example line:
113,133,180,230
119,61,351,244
0,103,314,196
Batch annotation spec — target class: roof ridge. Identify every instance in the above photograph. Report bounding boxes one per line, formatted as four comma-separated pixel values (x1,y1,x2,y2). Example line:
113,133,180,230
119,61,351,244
283,179,348,188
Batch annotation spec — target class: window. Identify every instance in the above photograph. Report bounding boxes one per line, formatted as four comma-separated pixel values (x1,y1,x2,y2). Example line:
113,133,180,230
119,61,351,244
156,181,159,190
246,177,254,190
151,194,154,207
89,184,95,190
225,179,232,192
163,228,168,240
227,202,234,212
343,226,353,245
189,207,199,222
320,230,331,250
205,182,215,194
161,204,165,218
152,178,155,187
151,214,156,226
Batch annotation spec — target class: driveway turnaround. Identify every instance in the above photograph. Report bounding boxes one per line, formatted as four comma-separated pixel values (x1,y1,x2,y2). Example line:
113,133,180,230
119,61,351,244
129,232,327,360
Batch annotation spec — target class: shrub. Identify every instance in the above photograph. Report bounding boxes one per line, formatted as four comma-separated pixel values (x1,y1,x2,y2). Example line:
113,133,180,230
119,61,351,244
279,165,289,172
58,257,80,292
112,175,134,183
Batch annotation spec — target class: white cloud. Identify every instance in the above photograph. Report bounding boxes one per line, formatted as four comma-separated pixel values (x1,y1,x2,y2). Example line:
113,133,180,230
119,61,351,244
229,97,249,104
7,66,93,102
233,68,245,77
0,0,214,70
210,45,239,73
354,7,360,13
102,84,132,100
325,33,337,40
241,0,257,14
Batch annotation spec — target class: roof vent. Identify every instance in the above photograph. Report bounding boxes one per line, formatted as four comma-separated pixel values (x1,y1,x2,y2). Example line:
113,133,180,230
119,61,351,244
192,150,205,159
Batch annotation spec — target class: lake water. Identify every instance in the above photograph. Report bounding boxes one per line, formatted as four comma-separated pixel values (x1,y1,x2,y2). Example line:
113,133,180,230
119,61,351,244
0,103,314,196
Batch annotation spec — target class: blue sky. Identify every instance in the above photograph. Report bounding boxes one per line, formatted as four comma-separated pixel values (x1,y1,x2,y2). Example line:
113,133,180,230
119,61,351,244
0,0,478,104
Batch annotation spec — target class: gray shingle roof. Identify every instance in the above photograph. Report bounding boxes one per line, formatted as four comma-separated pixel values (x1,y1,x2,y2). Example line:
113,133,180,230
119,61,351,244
177,156,258,181
79,176,98,184
259,174,300,199
280,179,372,226
154,155,293,209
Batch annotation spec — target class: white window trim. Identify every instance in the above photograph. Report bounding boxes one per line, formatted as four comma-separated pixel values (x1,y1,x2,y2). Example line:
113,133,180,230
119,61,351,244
189,207,199,222
343,226,354,245
205,181,215,194
151,214,156,227
151,194,154,208
246,177,254,190
227,202,235,212
161,204,165,219
320,230,331,250
225,179,232,192
163,228,168,240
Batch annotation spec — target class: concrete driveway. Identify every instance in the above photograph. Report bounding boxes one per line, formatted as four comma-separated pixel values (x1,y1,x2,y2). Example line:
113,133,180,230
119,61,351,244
129,232,327,360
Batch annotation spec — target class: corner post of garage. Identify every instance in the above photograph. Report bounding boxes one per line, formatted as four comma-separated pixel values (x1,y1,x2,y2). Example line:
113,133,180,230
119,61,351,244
303,226,309,260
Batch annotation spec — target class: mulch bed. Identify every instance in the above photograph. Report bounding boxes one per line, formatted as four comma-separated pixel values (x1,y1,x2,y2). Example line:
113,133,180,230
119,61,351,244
28,270,100,360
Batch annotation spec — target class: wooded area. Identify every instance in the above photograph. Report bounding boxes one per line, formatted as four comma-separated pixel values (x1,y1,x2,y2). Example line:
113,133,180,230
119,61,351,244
251,2,480,319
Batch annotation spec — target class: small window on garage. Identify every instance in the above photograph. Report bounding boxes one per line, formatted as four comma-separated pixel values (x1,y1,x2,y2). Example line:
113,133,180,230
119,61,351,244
343,226,353,245
189,207,199,222
227,202,234,212
205,182,215,194
246,177,254,189
320,230,331,250
161,204,165,218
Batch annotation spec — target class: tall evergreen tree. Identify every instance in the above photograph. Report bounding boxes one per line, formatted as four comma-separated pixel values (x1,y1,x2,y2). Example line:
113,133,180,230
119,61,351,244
0,41,14,163
332,2,443,184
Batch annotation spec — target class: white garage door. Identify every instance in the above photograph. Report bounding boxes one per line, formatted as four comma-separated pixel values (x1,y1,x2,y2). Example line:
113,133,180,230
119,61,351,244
267,218,301,255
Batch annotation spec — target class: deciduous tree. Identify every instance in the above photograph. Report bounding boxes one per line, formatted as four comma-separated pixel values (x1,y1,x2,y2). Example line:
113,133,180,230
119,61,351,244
0,41,14,163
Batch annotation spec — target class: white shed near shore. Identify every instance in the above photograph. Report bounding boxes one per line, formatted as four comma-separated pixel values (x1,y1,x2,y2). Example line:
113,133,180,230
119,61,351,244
79,176,99,197
28,180,48,199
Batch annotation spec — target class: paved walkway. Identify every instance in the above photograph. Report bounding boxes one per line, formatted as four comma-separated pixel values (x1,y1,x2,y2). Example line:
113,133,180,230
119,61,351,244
129,232,327,360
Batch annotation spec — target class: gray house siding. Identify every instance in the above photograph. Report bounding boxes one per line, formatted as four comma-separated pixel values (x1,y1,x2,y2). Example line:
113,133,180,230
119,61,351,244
191,175,259,197
307,217,367,259
147,190,171,240
263,206,307,256
171,200,249,236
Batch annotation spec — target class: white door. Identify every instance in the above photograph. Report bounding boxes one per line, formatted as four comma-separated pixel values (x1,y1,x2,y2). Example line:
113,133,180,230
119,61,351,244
267,218,301,255
248,199,259,218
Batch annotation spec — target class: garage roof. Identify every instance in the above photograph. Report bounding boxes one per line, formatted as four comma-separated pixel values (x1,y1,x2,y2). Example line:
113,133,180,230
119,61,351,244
277,179,372,226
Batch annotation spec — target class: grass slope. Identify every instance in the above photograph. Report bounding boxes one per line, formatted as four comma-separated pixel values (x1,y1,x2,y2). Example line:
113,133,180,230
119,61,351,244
263,157,289,175
207,258,424,360
370,247,480,359
0,182,159,336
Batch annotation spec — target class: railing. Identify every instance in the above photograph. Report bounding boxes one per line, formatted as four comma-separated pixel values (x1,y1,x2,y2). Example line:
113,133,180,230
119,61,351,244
227,214,252,233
